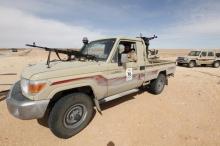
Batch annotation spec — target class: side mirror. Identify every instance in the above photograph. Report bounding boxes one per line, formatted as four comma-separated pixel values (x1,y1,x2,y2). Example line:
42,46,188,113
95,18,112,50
118,44,126,66
118,44,124,54
82,37,89,45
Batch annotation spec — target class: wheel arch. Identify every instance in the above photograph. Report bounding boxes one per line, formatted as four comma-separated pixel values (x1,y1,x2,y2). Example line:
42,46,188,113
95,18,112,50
45,85,99,118
189,60,196,63
214,60,220,63
158,70,168,85
159,70,167,76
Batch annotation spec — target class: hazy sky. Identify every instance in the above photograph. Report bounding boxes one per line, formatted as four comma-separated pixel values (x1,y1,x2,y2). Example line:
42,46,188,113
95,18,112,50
0,0,220,48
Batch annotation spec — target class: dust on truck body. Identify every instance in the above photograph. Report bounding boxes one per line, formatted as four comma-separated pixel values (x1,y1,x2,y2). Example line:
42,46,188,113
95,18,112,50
6,36,176,138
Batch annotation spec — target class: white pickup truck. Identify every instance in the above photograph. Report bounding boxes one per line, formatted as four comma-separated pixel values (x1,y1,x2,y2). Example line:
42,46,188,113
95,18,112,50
177,50,220,68
6,36,176,138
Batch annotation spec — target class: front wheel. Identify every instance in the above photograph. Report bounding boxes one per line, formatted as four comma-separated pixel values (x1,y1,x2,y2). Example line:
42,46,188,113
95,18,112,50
213,61,220,68
188,61,196,68
48,93,94,139
149,74,166,95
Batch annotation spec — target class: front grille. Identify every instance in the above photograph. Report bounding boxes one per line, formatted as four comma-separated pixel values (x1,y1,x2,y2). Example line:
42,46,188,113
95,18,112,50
178,57,184,60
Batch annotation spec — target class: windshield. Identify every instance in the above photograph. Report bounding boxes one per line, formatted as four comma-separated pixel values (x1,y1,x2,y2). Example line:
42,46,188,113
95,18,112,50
81,38,116,61
188,51,201,56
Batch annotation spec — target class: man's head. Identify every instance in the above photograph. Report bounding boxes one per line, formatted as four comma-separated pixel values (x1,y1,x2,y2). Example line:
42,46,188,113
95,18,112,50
124,44,131,53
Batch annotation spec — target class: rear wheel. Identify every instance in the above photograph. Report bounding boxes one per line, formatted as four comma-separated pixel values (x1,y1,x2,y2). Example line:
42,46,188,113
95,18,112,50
213,61,220,68
149,74,166,95
188,61,195,68
48,93,94,139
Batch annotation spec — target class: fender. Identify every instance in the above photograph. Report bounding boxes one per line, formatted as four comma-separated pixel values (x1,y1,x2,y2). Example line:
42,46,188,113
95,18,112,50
34,81,104,113
49,83,102,113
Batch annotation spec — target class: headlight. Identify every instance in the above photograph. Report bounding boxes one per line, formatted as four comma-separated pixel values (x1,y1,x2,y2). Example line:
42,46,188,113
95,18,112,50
20,78,29,95
21,78,47,96
184,58,188,61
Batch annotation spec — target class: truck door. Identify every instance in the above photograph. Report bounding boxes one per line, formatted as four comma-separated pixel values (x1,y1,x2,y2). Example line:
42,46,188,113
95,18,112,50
206,51,215,64
198,51,208,65
106,40,145,96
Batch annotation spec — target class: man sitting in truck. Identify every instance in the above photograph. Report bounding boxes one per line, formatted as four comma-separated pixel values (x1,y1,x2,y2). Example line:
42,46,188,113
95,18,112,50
122,44,137,62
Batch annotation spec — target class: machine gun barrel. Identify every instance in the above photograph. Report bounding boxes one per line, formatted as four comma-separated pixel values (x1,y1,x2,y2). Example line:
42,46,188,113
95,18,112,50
26,44,80,55
140,35,157,42
26,43,97,58
26,43,81,68
26,42,97,68
26,44,50,50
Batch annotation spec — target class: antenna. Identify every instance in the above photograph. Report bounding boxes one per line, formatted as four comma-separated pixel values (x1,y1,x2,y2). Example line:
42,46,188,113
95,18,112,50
139,33,143,37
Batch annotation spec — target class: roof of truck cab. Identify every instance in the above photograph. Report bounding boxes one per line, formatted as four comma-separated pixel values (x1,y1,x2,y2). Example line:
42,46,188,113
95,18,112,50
215,50,220,53
93,36,143,42
191,49,220,52
117,36,143,41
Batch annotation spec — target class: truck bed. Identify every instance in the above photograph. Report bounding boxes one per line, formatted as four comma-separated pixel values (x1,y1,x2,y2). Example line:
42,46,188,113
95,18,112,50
147,59,176,66
144,59,176,81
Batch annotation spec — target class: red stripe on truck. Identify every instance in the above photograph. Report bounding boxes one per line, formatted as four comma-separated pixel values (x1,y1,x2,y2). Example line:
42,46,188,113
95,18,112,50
51,73,144,86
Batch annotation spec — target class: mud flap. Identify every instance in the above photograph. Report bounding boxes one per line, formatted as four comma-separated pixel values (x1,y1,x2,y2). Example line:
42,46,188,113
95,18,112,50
165,76,168,85
93,98,102,114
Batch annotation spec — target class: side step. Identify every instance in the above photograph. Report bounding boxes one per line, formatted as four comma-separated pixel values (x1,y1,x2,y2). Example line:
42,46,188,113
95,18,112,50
99,88,139,104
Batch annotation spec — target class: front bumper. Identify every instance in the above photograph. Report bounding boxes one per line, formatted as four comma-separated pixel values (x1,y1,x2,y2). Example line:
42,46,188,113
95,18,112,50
176,59,189,64
6,81,49,120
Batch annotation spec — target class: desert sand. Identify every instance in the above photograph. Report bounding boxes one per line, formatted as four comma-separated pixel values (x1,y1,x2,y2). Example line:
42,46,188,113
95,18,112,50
0,49,220,146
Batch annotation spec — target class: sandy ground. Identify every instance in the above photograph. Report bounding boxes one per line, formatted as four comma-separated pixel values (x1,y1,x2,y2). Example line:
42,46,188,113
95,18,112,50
0,49,220,146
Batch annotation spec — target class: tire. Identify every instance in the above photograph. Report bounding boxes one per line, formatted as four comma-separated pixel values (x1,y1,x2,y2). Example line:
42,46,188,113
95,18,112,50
213,61,220,68
149,74,166,95
188,61,195,68
48,93,94,139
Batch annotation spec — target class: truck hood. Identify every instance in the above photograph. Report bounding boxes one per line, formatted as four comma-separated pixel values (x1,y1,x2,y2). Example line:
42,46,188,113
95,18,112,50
178,56,199,59
22,61,106,80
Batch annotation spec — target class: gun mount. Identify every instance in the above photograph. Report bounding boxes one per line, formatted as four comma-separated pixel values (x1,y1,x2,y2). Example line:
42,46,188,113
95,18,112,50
137,34,158,57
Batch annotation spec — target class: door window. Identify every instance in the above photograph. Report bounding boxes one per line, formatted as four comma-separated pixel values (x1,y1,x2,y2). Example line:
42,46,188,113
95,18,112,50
201,52,207,57
112,41,137,64
208,52,214,57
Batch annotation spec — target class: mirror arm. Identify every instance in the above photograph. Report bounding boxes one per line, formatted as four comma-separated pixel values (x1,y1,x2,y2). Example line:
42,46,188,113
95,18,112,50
118,53,122,66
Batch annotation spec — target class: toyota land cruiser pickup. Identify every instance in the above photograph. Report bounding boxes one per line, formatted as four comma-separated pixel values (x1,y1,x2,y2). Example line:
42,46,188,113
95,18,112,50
6,36,176,138
176,50,220,68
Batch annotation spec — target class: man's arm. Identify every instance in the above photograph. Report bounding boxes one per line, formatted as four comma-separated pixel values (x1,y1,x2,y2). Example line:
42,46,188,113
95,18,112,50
128,51,137,62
